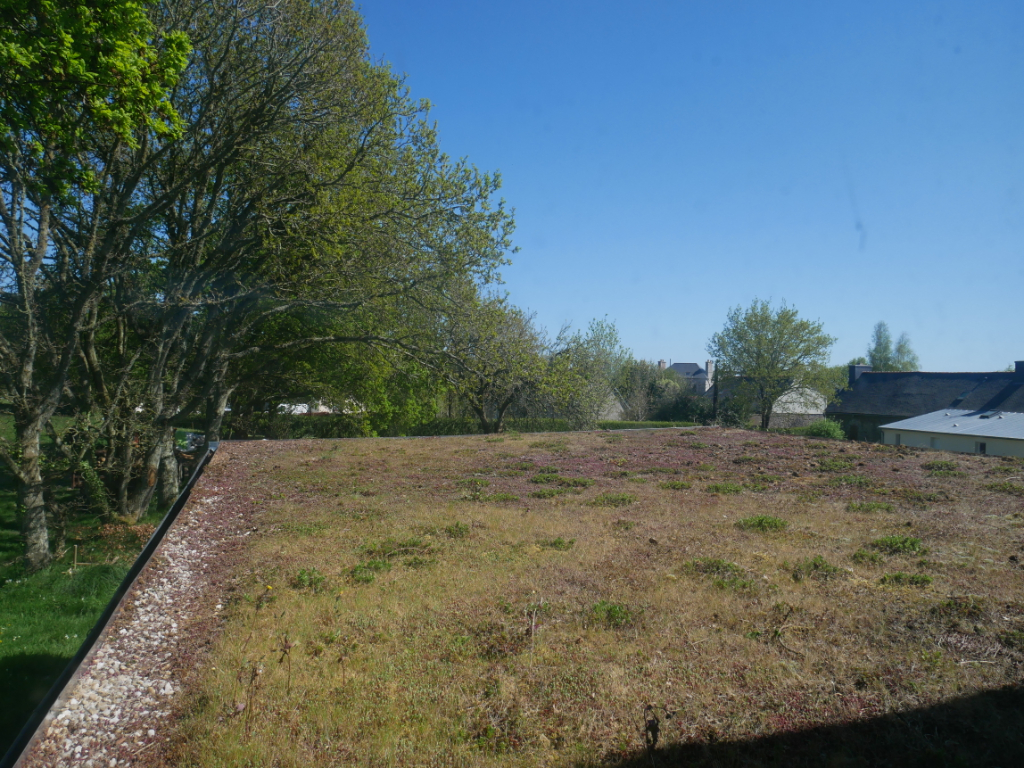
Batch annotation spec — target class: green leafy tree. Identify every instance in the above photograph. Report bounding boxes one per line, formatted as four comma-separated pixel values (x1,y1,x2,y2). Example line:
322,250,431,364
866,322,919,371
0,0,188,570
707,299,837,430
435,296,547,433
545,318,630,428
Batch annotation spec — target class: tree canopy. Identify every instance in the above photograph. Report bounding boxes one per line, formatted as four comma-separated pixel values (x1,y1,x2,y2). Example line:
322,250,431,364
707,299,837,429
866,321,920,371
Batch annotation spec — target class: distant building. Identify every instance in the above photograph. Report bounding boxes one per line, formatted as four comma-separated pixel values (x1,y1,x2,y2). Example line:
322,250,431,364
827,362,1024,442
664,359,715,393
879,409,1024,458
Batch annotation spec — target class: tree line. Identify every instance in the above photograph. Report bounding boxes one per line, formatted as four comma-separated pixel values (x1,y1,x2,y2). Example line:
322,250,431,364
0,0,632,570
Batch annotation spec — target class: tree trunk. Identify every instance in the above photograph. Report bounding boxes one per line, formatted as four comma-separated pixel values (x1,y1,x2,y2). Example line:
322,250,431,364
157,439,180,510
17,417,51,571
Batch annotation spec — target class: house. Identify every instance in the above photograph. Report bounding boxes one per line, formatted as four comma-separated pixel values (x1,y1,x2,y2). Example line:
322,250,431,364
879,409,1024,458
827,362,1024,442
659,359,714,392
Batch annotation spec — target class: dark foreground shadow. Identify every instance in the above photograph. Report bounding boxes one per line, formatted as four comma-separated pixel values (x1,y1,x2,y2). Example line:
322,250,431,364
0,652,69,757
580,686,1024,768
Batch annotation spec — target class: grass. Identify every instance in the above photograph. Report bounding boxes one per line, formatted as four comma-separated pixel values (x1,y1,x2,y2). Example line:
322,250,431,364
162,429,1024,767
658,480,692,490
0,414,168,754
736,515,788,532
987,481,1024,496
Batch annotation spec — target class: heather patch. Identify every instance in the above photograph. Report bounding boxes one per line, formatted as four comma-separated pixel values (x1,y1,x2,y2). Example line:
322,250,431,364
168,430,1024,766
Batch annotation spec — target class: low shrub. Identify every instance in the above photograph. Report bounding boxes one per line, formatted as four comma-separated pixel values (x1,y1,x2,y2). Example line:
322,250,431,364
870,535,924,555
929,469,967,478
802,419,846,439
847,501,895,513
852,549,884,565
444,522,470,539
736,515,788,532
931,595,987,622
685,558,753,591
987,481,1024,497
792,555,845,582
350,560,391,584
293,567,326,592
658,480,692,490
589,492,636,507
818,458,855,472
922,460,958,471
880,572,932,587
529,473,560,484
529,488,567,499
592,600,633,628
558,477,594,488
538,537,575,551
706,482,743,495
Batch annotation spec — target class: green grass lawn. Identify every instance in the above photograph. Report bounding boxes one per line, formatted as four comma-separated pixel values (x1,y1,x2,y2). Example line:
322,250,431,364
0,415,163,756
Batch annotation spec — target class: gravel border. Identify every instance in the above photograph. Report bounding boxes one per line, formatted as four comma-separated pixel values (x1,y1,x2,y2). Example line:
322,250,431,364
19,444,262,768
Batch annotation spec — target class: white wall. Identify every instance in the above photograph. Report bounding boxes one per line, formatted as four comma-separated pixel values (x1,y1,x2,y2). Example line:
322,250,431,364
880,429,1024,458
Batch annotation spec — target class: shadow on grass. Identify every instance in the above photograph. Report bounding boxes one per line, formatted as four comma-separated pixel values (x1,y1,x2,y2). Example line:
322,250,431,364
0,651,69,757
579,685,1024,768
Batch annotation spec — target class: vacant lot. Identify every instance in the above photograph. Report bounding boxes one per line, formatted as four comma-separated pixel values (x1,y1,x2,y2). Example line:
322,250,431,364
163,429,1024,767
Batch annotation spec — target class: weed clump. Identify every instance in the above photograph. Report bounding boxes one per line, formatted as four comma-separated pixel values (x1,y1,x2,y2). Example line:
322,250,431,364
612,519,635,531
706,482,743,495
827,474,872,488
658,480,692,490
736,515,788,532
350,560,391,584
456,478,490,489
987,481,1024,497
880,572,932,587
529,488,567,499
818,458,855,472
852,549,884,565
445,522,470,539
847,501,895,513
922,460,957,471
558,477,594,488
685,558,753,591
589,492,636,507
929,470,967,478
293,567,325,592
870,535,924,555
931,595,987,622
363,537,430,559
535,465,560,474
791,556,844,582
592,600,633,628
733,455,756,464
530,473,560,484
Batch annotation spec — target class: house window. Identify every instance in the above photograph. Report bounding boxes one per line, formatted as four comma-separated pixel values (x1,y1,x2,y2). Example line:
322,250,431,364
976,442,987,455
894,433,901,447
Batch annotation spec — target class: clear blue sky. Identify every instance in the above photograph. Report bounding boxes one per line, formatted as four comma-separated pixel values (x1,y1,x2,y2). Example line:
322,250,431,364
360,0,1024,372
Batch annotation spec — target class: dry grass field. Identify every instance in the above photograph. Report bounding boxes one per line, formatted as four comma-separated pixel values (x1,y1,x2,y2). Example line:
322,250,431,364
163,428,1024,767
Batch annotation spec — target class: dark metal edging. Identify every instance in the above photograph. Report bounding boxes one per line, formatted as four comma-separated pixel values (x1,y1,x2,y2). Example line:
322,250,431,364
0,443,220,768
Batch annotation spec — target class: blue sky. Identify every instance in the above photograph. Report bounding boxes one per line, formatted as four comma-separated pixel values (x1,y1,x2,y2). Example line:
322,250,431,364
360,0,1024,371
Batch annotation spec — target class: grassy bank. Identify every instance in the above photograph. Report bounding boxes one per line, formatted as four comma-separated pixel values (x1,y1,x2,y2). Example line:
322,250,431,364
166,429,1024,766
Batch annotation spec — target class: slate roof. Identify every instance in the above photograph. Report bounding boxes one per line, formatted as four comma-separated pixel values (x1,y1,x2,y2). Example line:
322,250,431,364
669,362,706,378
826,371,1024,419
881,409,1024,441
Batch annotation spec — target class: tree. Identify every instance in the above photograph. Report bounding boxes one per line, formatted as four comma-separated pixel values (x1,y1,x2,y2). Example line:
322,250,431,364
707,299,837,430
0,0,189,570
866,322,919,371
544,318,630,429
434,296,547,433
